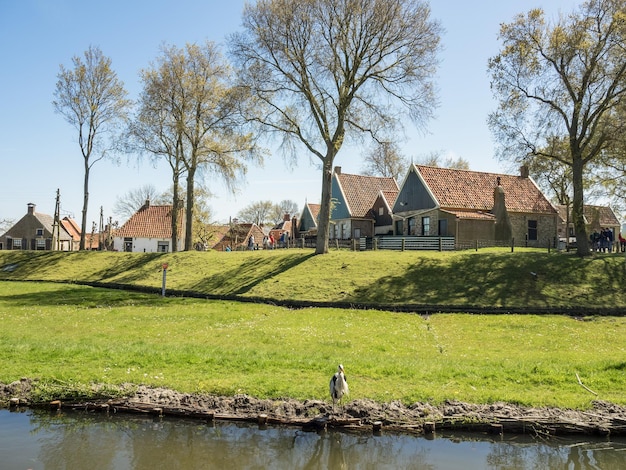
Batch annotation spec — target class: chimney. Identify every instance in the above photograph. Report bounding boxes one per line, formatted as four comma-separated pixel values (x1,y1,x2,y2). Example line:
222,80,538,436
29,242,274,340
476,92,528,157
520,165,529,178
27,203,35,215
283,213,290,222
334,166,341,175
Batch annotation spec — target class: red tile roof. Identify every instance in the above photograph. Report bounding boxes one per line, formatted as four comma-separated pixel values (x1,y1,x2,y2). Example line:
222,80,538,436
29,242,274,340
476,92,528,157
380,190,399,209
336,172,399,217
306,203,321,226
60,217,81,241
416,165,556,214
115,205,184,238
557,204,620,227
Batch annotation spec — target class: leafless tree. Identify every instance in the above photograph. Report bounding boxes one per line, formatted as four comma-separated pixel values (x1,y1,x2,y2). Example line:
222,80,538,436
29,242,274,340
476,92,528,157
53,46,130,249
238,200,275,226
362,142,408,181
130,42,261,251
112,184,170,223
230,0,442,253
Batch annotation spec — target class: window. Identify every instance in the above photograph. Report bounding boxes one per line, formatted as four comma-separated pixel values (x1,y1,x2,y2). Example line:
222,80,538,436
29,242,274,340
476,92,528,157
12,239,22,250
408,217,416,235
36,228,44,236
378,206,384,216
422,216,430,236
124,237,133,252
36,239,46,250
354,228,361,239
528,220,538,241
157,241,169,253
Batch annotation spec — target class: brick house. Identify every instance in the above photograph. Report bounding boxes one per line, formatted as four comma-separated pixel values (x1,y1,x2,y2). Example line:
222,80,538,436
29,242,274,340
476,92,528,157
211,223,265,251
298,202,321,236
0,203,73,251
330,167,399,239
556,204,621,246
112,201,184,252
392,165,559,248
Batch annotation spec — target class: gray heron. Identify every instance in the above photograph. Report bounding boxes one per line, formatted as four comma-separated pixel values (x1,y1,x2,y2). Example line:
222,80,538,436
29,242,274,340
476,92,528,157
329,364,349,410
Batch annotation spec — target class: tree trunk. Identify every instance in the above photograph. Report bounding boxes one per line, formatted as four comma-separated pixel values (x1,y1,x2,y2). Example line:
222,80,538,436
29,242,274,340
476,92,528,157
184,168,195,251
80,159,90,251
171,172,180,253
315,158,334,255
571,156,590,256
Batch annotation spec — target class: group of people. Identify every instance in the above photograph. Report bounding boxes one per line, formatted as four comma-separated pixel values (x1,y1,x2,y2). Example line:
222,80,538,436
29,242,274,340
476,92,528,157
262,232,289,250
589,228,624,252
243,232,290,251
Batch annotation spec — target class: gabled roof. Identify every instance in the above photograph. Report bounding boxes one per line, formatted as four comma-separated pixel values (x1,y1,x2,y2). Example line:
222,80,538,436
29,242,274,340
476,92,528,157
335,170,399,218
379,190,399,210
557,204,620,227
414,165,557,214
307,203,321,224
1,203,70,240
60,217,81,241
115,204,184,239
300,203,321,231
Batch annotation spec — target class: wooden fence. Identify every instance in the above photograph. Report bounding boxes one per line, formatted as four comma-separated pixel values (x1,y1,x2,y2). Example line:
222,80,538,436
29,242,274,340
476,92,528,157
359,236,456,251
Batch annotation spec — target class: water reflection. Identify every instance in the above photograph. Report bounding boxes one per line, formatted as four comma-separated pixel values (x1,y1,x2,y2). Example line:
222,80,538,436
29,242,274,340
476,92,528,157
1,409,624,469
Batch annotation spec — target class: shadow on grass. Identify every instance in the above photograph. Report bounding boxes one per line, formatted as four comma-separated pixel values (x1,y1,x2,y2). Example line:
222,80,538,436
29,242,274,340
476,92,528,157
348,252,626,309
189,252,316,295
0,283,162,308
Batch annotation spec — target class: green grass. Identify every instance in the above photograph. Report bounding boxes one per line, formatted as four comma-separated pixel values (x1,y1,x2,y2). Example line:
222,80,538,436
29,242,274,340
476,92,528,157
1,281,624,409
1,248,625,308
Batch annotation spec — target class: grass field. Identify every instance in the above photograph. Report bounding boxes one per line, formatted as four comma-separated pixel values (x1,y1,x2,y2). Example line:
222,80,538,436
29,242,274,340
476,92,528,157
1,278,624,409
1,248,625,308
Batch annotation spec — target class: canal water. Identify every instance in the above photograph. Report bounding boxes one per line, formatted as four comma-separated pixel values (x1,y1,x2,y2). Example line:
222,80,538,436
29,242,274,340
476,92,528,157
1,409,625,469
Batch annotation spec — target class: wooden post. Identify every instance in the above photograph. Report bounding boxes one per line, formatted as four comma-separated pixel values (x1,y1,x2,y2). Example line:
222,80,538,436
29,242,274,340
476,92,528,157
438,237,442,251
424,421,436,434
475,240,478,251
401,238,405,251
510,238,514,252
372,421,383,433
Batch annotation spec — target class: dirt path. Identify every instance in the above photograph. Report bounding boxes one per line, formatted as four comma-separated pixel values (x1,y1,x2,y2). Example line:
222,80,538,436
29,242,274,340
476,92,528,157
3,379,626,436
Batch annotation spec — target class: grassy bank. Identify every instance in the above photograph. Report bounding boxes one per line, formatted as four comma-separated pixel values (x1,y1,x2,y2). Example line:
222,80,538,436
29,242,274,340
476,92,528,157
1,248,625,309
1,281,624,409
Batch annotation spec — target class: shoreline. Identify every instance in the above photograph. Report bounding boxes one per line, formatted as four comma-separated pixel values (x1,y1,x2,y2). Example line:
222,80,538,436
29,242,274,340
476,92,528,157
3,379,626,437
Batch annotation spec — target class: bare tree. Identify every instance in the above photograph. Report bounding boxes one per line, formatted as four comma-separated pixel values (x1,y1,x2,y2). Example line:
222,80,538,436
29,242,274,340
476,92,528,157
238,200,275,226
128,49,188,251
230,0,442,254
362,142,408,180
0,219,13,235
53,46,130,250
131,42,261,251
488,0,626,256
113,184,169,222
269,200,300,225
415,151,470,170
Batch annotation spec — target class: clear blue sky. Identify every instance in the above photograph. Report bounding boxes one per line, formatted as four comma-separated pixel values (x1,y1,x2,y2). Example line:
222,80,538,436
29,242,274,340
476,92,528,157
0,0,580,226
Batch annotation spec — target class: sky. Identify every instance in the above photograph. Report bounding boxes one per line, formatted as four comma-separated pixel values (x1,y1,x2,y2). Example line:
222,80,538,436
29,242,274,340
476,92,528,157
0,0,582,227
